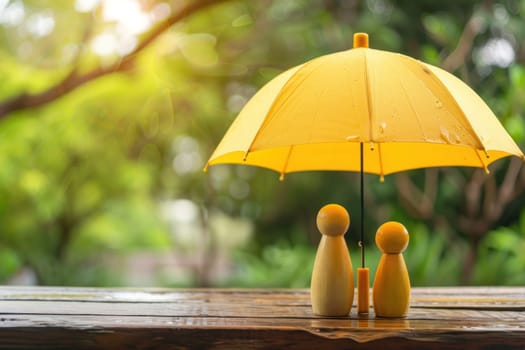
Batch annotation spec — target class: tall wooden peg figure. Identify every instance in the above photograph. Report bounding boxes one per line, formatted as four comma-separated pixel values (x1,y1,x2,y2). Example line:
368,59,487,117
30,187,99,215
311,204,354,316
373,221,411,318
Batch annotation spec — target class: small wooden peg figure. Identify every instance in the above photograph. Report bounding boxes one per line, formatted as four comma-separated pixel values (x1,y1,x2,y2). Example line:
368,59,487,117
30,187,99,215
311,204,354,316
372,221,410,318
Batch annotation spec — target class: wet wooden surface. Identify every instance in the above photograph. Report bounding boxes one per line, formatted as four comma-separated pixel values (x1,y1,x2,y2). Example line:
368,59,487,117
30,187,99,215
0,286,523,349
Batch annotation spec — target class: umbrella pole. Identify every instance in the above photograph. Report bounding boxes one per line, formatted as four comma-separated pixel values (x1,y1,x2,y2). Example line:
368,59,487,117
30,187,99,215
360,142,365,268
357,141,370,315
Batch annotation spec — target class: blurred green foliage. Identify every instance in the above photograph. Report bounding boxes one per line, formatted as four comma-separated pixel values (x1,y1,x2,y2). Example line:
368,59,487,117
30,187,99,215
0,0,524,287
473,211,525,285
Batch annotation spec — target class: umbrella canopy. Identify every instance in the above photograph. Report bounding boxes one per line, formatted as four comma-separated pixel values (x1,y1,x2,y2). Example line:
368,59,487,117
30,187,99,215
206,34,524,179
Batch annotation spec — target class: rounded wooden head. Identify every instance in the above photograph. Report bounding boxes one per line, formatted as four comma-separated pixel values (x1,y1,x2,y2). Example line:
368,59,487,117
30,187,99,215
316,204,350,237
375,221,409,254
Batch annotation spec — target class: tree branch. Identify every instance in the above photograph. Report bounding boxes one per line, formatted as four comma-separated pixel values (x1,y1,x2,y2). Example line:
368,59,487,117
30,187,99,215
464,169,485,217
442,1,492,72
441,13,483,72
496,157,524,207
395,170,437,220
0,0,230,120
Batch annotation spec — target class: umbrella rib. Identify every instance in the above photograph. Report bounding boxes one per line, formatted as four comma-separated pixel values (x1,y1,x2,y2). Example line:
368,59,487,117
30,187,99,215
362,50,375,144
377,143,385,182
280,145,294,180
242,63,322,160
475,149,490,174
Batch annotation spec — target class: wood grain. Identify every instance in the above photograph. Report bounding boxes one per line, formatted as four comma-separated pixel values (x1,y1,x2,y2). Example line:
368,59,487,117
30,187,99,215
0,287,523,349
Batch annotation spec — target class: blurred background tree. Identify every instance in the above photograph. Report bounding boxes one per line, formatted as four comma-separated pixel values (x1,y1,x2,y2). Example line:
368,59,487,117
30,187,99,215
0,0,524,287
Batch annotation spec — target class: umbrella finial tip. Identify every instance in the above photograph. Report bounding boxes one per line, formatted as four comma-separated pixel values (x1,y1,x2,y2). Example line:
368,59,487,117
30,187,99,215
353,33,369,48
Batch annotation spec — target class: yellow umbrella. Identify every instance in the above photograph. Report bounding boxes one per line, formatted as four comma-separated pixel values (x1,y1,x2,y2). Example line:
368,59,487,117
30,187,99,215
207,34,522,176
205,33,524,312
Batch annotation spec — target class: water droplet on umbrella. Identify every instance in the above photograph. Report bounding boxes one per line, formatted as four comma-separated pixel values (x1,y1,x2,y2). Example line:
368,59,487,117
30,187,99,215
455,134,462,143
440,127,451,143
379,122,387,134
346,135,359,141
435,100,443,108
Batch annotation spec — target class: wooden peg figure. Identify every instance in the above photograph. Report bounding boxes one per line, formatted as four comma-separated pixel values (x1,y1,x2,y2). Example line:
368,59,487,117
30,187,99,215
373,221,411,318
311,204,354,316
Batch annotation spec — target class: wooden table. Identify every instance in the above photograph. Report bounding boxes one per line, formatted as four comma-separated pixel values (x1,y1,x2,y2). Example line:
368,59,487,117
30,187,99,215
0,286,523,349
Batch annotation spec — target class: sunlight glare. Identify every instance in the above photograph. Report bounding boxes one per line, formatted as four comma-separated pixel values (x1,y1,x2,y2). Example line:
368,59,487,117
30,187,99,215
151,2,171,22
0,0,8,12
477,38,515,68
74,0,100,12
103,0,152,35
161,199,200,224
89,0,155,56
0,0,25,26
26,11,55,37
91,32,118,56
